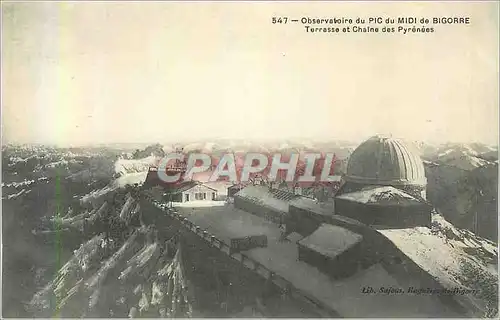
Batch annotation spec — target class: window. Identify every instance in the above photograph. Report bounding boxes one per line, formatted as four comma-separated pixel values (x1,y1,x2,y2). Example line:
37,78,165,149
195,192,206,200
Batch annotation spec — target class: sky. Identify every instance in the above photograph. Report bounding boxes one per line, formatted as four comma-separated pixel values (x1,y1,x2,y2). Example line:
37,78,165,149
2,1,499,146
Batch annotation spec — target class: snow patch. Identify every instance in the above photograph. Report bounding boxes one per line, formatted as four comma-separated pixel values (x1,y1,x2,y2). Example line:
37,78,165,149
2,179,36,188
335,186,419,205
172,200,226,208
81,186,117,205
113,171,148,188
114,156,159,176
5,188,31,199
437,148,492,171
377,215,498,316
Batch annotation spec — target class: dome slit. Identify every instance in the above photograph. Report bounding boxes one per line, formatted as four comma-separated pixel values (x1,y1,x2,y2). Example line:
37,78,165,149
397,140,412,181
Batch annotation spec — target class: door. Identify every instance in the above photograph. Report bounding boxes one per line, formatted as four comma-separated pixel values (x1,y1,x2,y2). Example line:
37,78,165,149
212,192,216,200
185,194,190,202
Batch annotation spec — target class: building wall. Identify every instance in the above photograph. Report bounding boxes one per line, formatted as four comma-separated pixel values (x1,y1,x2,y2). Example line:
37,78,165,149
298,241,364,279
286,214,319,237
233,196,286,224
161,192,183,203
287,206,334,237
215,194,228,201
334,200,432,228
181,185,218,202
287,206,429,276
228,187,242,198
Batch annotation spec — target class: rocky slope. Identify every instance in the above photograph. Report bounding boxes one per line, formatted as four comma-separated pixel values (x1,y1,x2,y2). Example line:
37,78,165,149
379,214,498,317
25,185,193,318
424,160,498,241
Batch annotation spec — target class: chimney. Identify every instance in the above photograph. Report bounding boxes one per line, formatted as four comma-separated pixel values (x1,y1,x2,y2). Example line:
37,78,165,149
294,185,302,195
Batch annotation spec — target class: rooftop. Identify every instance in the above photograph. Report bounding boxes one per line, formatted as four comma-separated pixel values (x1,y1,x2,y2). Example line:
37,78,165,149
298,223,363,258
165,181,200,194
202,181,233,195
289,197,335,216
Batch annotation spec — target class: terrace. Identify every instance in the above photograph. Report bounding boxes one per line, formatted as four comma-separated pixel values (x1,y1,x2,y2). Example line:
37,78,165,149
168,202,459,317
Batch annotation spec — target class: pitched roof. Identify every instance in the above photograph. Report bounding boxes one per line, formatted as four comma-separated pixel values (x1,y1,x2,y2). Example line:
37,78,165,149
160,181,217,194
202,181,232,194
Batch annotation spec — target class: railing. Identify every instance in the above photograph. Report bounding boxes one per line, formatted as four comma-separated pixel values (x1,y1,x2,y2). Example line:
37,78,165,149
151,200,339,318
165,165,187,172
148,165,187,173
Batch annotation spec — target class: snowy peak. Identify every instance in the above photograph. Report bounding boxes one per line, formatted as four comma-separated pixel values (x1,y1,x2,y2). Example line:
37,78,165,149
114,156,159,176
378,215,497,317
437,150,490,171
161,139,355,158
428,144,497,171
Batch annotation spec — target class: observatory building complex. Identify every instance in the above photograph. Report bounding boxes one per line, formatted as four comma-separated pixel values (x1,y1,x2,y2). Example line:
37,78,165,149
338,135,427,199
334,135,432,228
141,134,490,317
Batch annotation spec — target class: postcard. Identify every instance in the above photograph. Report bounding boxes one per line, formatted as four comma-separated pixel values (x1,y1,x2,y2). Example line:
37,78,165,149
2,1,498,318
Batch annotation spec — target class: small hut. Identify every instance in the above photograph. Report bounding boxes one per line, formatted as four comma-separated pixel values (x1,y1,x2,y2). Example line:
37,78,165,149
297,223,363,279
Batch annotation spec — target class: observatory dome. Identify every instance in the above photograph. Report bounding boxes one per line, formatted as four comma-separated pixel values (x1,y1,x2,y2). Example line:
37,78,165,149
345,135,427,187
